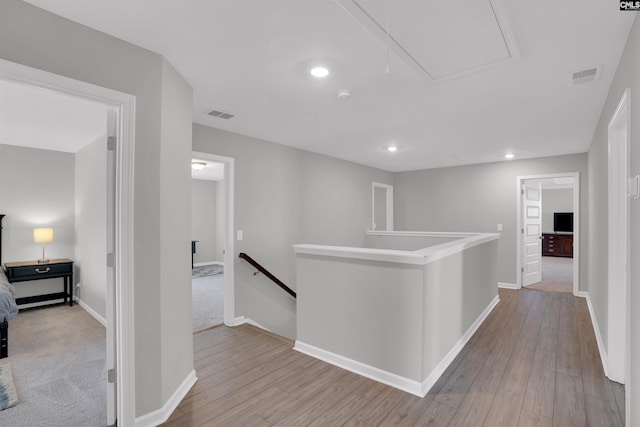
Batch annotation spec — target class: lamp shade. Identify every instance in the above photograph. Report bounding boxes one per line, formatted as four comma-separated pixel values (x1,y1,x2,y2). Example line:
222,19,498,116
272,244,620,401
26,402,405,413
33,227,54,244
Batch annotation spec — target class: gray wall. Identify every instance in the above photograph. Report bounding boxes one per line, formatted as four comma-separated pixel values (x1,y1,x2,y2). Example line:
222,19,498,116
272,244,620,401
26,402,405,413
74,136,107,320
393,154,588,287
0,144,75,298
193,124,393,338
0,0,194,415
191,179,217,264
541,189,573,233
587,14,639,424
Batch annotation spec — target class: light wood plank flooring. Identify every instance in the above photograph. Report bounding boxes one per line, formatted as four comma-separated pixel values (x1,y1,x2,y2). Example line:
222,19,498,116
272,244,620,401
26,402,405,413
163,288,625,426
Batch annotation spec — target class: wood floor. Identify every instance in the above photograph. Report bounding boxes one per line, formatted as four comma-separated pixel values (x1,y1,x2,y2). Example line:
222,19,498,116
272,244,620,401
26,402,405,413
163,288,625,426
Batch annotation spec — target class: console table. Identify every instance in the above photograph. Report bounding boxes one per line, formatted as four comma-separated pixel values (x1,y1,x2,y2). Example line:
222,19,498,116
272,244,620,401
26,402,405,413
4,258,74,307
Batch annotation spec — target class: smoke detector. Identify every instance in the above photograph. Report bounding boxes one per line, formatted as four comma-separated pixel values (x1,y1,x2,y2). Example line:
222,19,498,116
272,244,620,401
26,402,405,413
337,90,352,101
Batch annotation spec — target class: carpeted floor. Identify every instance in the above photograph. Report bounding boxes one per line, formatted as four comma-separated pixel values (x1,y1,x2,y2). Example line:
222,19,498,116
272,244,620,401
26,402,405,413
1,304,106,426
192,266,224,333
525,256,573,293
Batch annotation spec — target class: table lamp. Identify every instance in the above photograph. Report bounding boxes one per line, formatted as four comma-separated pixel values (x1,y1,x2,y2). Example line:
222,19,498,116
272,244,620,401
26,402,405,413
33,227,54,264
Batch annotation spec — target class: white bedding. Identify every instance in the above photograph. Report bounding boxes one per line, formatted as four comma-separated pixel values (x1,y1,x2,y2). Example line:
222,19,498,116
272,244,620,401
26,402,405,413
0,268,18,322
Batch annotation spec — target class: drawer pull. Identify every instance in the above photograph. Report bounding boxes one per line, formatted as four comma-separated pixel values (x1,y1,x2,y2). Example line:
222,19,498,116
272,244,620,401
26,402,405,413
35,268,51,274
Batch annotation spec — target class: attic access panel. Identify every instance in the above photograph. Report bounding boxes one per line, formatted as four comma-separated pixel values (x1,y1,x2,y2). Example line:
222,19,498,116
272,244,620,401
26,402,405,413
337,0,518,81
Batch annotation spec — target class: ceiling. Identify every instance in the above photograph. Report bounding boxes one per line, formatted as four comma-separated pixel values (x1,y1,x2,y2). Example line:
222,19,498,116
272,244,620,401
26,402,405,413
18,0,638,171
191,160,225,181
0,79,107,153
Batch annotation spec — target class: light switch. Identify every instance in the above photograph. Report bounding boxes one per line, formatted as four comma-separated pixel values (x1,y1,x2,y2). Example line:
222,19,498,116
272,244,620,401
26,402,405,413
628,175,640,199
237,230,243,241
497,224,503,231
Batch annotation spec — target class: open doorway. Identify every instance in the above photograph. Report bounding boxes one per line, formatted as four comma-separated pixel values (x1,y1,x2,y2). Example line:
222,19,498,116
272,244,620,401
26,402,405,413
191,158,225,332
0,59,136,425
516,173,579,295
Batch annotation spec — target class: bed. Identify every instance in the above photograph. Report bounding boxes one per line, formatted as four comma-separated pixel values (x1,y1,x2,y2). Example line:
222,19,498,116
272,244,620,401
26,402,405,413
0,215,19,358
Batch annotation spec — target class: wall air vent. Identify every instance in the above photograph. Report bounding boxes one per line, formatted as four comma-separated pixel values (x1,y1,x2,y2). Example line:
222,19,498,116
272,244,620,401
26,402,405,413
207,109,235,119
572,67,599,85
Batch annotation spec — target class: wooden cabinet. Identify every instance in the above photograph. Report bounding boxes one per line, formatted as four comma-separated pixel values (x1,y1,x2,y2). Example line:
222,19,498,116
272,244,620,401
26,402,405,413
542,233,573,258
4,258,74,306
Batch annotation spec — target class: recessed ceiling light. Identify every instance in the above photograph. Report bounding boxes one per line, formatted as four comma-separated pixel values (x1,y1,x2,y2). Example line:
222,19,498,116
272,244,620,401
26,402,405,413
387,146,398,152
191,161,207,171
505,153,515,159
310,67,329,78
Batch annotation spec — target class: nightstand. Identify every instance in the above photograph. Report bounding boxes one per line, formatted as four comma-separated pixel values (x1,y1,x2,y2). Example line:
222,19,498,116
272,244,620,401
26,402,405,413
3,258,74,307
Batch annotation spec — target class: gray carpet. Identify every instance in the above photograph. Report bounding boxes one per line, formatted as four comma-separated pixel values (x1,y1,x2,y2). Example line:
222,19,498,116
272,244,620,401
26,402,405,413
1,304,106,426
192,272,224,333
192,264,223,279
526,256,573,294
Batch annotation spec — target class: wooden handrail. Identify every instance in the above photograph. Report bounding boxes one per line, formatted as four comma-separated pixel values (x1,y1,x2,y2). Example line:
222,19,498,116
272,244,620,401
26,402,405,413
238,252,296,299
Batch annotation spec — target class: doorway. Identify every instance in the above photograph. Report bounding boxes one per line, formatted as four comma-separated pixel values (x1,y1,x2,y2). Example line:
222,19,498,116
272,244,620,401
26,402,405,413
0,59,136,425
191,151,235,326
516,173,580,295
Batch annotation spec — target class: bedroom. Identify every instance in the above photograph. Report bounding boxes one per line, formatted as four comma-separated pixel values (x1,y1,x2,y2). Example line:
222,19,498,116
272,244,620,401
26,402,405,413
0,79,110,424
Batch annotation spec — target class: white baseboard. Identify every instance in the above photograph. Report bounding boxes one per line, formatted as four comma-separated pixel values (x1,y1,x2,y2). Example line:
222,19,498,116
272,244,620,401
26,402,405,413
419,294,500,395
581,292,609,377
294,341,424,396
74,296,106,327
498,282,519,289
295,294,500,398
231,316,271,332
135,369,197,427
193,261,223,267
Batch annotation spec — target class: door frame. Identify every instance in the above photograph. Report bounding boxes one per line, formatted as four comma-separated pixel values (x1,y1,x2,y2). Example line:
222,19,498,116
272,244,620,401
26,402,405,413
191,151,235,325
371,182,394,231
0,59,136,425
607,88,630,398
516,172,580,295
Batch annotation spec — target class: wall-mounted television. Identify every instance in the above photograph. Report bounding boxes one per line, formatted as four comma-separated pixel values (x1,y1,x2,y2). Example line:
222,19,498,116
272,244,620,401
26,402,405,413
554,212,573,233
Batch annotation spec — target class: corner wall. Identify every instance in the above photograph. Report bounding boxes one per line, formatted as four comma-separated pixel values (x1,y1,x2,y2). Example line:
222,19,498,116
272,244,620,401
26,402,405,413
587,14,640,425
193,124,393,339
393,154,588,288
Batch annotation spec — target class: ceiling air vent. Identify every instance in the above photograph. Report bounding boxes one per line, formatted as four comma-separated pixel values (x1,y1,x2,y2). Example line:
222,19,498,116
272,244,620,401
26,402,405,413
572,67,598,85
207,109,235,120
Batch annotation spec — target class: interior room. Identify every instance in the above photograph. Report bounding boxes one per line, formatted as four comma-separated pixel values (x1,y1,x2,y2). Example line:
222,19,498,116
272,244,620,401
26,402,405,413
1,1,639,426
0,79,109,424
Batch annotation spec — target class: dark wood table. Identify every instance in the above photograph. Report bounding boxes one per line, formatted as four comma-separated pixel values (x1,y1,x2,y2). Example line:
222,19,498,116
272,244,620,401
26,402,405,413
4,258,74,307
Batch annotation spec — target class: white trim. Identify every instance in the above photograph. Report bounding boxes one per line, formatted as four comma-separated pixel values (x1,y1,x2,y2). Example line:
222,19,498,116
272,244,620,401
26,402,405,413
516,172,580,296
371,182,394,231
0,59,136,426
419,295,500,395
232,316,271,332
294,231,499,265
294,341,424,397
498,282,519,289
580,292,609,378
295,295,499,397
74,296,107,327
192,152,235,327
134,370,197,427
607,88,630,386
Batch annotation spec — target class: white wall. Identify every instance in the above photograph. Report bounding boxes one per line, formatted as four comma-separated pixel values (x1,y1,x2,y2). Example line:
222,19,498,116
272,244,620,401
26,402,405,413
191,179,216,264
541,188,573,233
74,135,107,320
193,124,394,339
0,0,194,416
0,144,75,298
215,180,225,263
587,13,639,425
393,154,588,288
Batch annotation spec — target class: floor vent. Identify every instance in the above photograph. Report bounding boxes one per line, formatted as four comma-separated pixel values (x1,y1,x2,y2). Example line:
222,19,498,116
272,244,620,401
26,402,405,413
207,109,235,119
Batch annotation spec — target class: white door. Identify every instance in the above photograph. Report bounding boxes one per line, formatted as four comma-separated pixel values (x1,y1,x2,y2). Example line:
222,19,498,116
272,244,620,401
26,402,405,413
522,182,542,286
106,109,117,426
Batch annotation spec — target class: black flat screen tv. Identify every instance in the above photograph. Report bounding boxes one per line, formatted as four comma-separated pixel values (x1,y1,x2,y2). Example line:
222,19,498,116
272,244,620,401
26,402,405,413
554,212,573,233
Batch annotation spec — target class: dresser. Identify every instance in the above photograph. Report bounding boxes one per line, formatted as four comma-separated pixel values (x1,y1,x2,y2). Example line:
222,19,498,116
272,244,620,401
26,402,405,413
4,258,74,306
542,233,573,258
